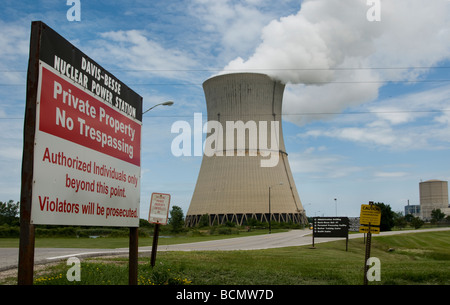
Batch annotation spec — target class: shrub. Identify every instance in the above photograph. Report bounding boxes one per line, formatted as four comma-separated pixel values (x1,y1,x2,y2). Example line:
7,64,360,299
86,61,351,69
411,216,424,229
0,224,20,237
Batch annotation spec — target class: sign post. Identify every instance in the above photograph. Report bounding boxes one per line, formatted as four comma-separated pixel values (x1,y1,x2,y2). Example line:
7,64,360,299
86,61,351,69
18,21,41,285
19,21,142,285
359,201,381,285
312,217,349,251
148,193,171,267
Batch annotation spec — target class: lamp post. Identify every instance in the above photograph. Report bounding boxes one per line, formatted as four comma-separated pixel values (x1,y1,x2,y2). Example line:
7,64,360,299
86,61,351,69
142,101,174,115
334,198,337,216
268,182,283,234
141,100,173,270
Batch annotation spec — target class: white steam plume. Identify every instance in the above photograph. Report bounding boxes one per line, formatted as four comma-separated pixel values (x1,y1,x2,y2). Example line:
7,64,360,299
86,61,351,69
220,0,450,125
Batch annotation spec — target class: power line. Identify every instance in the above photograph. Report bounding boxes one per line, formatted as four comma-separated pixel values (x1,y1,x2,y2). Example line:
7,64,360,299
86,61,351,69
1,65,449,86
3,108,450,121
129,79,450,85
1,66,450,73
1,79,450,87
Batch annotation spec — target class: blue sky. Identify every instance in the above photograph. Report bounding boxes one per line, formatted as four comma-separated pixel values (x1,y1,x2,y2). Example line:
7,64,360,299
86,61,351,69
1,0,450,218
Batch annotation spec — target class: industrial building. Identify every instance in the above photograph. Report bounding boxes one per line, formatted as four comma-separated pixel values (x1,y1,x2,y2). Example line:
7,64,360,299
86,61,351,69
419,179,450,220
185,73,307,227
404,202,420,218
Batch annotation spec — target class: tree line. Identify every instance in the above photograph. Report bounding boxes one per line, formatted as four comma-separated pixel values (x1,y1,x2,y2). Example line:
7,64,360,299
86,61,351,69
1,200,449,238
0,200,186,238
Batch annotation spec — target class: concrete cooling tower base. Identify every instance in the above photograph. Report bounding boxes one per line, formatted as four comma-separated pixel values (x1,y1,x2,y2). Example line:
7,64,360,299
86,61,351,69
186,73,307,227
185,153,306,227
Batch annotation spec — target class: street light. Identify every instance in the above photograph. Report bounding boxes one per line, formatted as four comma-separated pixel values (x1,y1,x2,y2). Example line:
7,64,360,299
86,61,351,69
142,101,174,115
268,182,283,234
334,198,337,216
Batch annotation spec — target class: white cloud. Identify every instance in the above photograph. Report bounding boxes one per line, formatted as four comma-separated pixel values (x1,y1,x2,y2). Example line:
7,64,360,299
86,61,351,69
0,20,29,60
289,148,364,179
305,122,396,146
370,107,416,125
369,85,450,124
88,30,198,81
370,0,450,80
222,0,383,84
223,0,450,84
434,112,450,125
190,0,296,61
0,20,29,85
0,146,22,161
299,83,450,151
282,73,380,126
374,171,408,178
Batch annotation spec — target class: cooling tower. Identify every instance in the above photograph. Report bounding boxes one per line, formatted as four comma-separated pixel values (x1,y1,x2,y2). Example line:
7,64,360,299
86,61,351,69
185,73,307,227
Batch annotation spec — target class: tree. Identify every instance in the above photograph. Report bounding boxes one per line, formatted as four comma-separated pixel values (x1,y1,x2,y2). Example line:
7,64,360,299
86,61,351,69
168,205,185,233
0,200,19,225
198,214,210,227
431,209,445,223
393,211,407,229
374,202,395,231
411,216,424,229
405,213,415,223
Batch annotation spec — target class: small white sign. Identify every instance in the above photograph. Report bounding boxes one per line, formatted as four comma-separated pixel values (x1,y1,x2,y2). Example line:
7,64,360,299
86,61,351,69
148,193,171,225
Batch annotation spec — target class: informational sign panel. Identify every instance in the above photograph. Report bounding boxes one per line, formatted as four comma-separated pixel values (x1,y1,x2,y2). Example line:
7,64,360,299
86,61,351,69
148,193,171,225
313,217,349,237
30,22,142,227
312,217,349,251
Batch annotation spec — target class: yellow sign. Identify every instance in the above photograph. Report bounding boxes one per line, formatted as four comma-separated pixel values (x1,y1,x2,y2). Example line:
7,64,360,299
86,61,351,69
360,204,381,226
359,225,380,234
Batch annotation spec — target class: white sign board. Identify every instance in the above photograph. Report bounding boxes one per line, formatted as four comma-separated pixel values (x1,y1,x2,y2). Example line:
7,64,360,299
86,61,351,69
148,193,171,225
29,24,142,227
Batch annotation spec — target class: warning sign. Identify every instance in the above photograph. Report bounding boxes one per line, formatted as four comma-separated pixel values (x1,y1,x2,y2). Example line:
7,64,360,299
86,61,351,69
359,204,381,226
28,22,142,227
148,193,171,225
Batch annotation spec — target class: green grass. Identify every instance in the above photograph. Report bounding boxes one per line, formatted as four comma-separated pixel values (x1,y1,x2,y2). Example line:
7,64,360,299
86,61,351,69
2,231,447,285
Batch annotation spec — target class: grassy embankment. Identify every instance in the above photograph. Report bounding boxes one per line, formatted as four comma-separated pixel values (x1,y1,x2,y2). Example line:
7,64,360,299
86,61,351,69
1,230,449,285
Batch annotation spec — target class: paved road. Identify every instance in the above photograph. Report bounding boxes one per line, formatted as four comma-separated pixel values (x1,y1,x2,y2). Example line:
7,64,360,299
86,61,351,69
1,227,449,272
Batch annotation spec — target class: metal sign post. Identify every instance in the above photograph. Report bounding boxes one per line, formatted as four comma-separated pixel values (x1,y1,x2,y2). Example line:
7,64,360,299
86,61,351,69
363,223,372,285
129,227,139,285
148,193,171,267
360,201,381,285
18,21,41,286
150,223,161,268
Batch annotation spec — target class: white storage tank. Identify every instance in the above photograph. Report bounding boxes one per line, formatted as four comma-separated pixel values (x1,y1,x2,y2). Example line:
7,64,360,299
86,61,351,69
419,179,449,220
